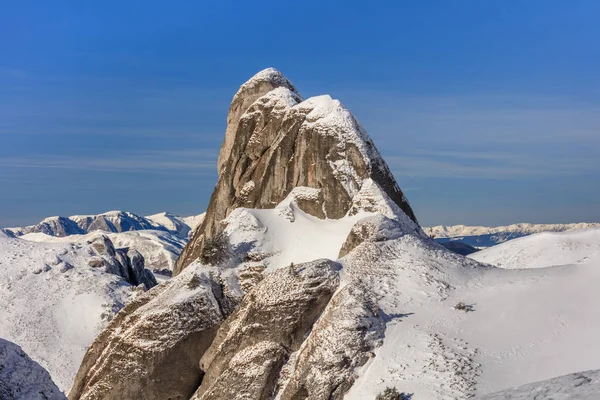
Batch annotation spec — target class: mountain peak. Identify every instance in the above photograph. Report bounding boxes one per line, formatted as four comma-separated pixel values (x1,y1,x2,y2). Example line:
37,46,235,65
176,70,419,274
234,67,298,99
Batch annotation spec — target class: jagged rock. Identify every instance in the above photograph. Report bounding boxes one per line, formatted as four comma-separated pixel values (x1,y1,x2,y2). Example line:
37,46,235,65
87,235,156,289
68,266,230,400
339,215,410,258
276,284,384,400
175,68,418,274
191,259,340,399
0,338,65,400
89,235,115,257
58,261,74,273
192,341,287,400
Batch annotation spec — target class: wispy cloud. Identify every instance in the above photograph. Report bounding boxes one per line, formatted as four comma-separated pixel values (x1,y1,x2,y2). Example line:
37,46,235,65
0,149,218,175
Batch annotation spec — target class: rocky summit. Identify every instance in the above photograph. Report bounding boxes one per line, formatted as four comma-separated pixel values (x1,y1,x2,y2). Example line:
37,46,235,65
175,68,418,275
66,69,600,400
68,68,430,400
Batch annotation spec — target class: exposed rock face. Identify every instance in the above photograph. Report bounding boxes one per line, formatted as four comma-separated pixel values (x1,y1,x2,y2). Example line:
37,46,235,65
68,266,231,400
0,338,65,400
69,68,427,400
175,68,418,274
339,214,410,258
276,284,385,400
88,235,157,290
29,216,85,237
191,259,340,399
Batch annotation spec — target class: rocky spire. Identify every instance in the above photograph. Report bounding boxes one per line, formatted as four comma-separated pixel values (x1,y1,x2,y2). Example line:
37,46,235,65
175,68,418,275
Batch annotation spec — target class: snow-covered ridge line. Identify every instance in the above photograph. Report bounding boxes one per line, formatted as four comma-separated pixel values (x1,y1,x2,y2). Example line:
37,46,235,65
2,211,205,239
427,222,600,238
426,222,600,248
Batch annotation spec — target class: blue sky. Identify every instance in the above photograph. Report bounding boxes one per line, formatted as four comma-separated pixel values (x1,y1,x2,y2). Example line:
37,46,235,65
1,1,599,227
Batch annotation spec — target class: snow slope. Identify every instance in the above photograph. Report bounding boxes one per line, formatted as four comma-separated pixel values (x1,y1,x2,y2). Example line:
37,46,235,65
345,228,600,398
214,196,600,398
468,227,600,269
0,338,65,399
427,222,600,248
475,368,600,399
0,236,136,391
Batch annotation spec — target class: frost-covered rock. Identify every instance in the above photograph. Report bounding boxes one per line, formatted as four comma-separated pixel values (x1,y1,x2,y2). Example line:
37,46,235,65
68,266,232,400
175,68,418,274
339,214,419,258
475,369,600,399
276,284,384,400
0,338,65,400
192,259,340,399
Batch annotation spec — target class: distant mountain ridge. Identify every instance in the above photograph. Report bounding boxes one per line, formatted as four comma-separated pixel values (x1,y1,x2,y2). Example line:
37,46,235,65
2,211,204,239
426,222,600,248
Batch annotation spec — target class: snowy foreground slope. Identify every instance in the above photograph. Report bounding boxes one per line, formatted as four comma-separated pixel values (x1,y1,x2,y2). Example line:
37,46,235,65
476,369,600,399
0,338,65,400
427,222,600,248
0,235,140,391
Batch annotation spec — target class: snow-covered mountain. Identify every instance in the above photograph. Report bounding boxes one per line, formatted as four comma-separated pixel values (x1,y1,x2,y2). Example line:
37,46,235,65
426,222,600,248
469,227,600,269
2,210,205,239
2,211,205,274
67,68,600,400
4,68,598,399
0,233,157,392
22,230,188,275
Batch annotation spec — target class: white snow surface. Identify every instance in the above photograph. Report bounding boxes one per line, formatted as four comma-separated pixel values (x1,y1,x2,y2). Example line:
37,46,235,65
225,202,367,275
0,236,135,391
217,184,600,399
427,222,600,239
343,227,600,399
469,227,600,269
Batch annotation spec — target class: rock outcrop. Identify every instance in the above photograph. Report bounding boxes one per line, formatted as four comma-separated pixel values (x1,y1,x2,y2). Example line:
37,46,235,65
68,266,230,400
175,68,418,274
0,338,65,400
69,68,427,400
191,259,340,399
88,235,157,290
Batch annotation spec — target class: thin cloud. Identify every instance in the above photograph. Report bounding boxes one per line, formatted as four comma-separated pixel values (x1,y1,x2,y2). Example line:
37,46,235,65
0,149,219,175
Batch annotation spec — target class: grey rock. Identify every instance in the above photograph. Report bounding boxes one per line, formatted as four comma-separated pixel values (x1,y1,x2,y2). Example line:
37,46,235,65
193,341,287,400
191,259,340,400
339,215,409,258
59,261,74,273
276,284,385,400
89,235,115,257
68,268,231,400
175,68,418,275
